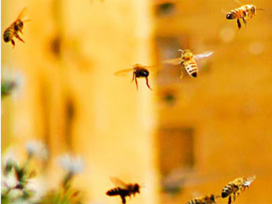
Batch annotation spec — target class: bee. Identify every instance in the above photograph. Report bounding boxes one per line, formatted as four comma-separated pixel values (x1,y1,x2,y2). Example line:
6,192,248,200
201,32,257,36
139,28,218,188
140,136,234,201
3,8,29,47
114,64,153,90
226,4,258,29
106,177,141,204
162,49,213,79
221,175,256,204
186,194,217,204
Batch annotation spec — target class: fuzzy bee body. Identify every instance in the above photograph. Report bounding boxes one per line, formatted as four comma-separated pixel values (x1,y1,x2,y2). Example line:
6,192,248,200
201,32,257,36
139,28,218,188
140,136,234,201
221,176,256,204
3,8,28,47
106,178,141,204
186,194,216,204
162,49,213,79
114,64,152,90
226,4,256,29
182,52,199,78
3,29,13,42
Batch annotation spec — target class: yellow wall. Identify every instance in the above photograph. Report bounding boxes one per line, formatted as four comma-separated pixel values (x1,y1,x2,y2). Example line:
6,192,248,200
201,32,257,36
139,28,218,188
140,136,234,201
2,0,158,203
2,0,272,204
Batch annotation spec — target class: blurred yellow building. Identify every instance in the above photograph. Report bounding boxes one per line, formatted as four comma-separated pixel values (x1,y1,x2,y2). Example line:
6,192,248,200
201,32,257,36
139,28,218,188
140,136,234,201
2,0,272,204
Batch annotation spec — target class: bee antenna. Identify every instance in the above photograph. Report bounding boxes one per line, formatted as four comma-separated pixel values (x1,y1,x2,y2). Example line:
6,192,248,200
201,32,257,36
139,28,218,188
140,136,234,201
215,195,222,199
256,8,264,11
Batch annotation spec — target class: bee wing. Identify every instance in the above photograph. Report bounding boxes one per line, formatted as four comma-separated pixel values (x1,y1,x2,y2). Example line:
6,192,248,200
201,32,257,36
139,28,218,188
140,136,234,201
110,177,129,188
162,57,182,65
194,51,214,60
16,8,27,20
244,175,256,186
114,68,134,76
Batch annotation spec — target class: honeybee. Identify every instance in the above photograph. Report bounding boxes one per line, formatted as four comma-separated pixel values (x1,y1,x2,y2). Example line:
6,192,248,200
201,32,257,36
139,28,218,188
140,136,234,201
162,49,213,79
106,178,141,204
186,194,217,204
221,175,256,204
114,64,153,90
3,8,29,47
226,4,258,29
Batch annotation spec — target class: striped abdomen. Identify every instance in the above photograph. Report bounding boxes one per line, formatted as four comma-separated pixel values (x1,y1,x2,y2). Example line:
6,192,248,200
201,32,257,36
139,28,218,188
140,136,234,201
186,195,215,204
222,183,238,198
106,187,123,196
3,28,13,42
226,7,245,19
183,59,198,78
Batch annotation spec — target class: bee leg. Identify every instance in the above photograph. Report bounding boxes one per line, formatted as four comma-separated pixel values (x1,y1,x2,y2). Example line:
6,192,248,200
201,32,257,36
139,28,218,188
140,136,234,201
14,33,25,43
121,196,126,204
145,77,152,90
242,18,246,26
180,72,184,79
237,19,241,29
11,39,15,48
233,193,236,202
135,77,139,90
228,195,232,204
131,72,135,83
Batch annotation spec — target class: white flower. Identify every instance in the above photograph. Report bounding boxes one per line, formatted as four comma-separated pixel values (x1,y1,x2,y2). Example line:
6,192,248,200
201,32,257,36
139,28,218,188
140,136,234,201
1,167,19,190
24,177,47,202
25,140,48,160
58,154,84,174
1,65,24,100
2,148,19,168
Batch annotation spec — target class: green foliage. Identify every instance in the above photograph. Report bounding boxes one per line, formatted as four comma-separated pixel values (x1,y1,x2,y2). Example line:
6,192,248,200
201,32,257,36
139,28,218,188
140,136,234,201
1,147,85,204
1,80,16,98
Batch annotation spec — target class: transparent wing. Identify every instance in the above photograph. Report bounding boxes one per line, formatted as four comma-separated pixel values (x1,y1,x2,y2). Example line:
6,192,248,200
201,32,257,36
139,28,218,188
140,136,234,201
194,51,214,60
110,177,128,188
114,68,134,76
17,8,27,20
244,175,256,186
162,57,182,65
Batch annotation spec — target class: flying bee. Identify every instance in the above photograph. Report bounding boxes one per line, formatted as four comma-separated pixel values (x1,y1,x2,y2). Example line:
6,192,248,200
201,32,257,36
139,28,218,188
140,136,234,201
162,49,213,79
226,4,262,29
221,175,256,204
163,49,214,78
106,178,141,204
114,64,153,90
186,194,218,204
3,8,30,47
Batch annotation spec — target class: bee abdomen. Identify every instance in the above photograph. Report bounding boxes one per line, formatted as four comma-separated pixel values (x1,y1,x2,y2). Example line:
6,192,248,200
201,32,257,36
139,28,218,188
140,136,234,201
226,8,246,20
3,29,12,42
226,12,237,19
106,187,122,196
184,61,198,77
222,185,233,198
186,199,197,204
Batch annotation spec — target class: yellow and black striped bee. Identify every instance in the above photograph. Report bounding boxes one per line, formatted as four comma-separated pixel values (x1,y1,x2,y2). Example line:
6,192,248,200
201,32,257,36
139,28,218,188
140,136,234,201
163,49,213,79
114,64,153,90
226,4,258,29
3,8,29,47
106,178,141,204
221,175,256,204
186,194,217,204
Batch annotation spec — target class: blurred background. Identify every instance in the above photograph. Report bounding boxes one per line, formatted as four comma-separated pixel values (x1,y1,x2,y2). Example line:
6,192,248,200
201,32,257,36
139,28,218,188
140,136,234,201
2,0,272,203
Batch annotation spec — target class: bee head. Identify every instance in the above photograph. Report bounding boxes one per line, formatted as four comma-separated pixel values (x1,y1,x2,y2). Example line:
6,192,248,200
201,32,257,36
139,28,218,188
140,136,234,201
134,184,140,194
250,5,256,14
